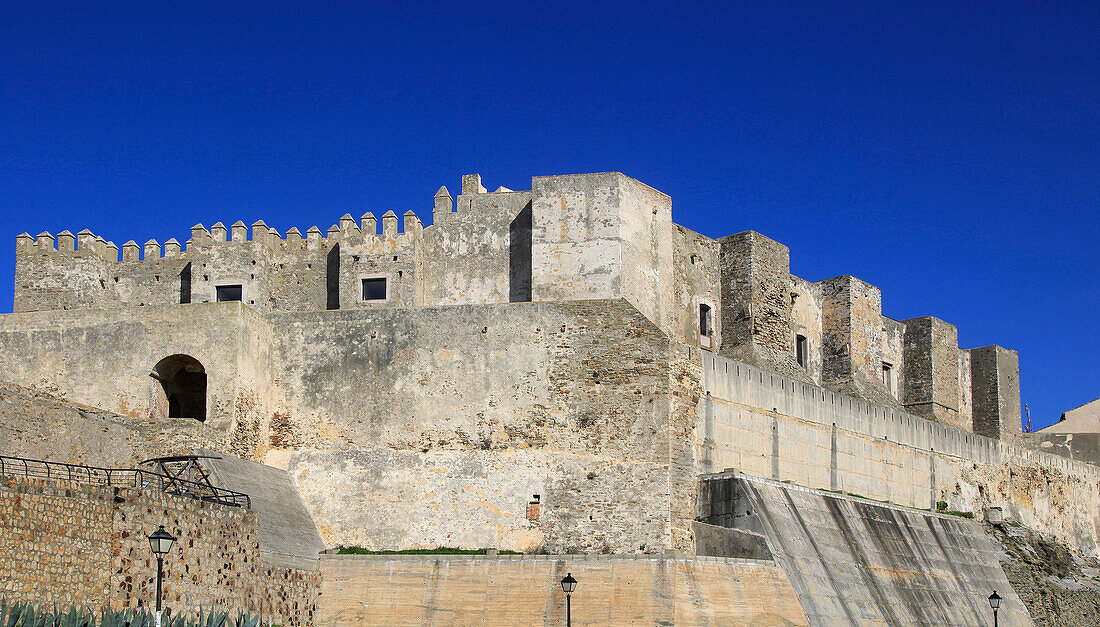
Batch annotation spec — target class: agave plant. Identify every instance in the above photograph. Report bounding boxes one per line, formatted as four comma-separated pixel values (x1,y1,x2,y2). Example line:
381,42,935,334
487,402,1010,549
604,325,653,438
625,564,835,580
0,601,262,627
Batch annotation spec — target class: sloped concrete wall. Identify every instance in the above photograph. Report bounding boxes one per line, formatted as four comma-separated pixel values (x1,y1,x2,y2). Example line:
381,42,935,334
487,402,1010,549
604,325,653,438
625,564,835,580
316,554,807,626
197,448,326,562
702,475,1030,626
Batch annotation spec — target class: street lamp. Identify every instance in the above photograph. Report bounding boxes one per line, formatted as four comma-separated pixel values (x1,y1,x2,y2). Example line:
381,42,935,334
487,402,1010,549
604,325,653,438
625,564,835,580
148,525,176,627
988,590,1002,627
560,573,577,627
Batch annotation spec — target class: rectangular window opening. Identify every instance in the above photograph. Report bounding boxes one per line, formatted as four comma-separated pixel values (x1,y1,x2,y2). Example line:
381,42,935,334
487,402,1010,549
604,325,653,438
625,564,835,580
699,304,713,349
796,335,808,367
216,285,242,302
882,361,893,392
362,278,387,301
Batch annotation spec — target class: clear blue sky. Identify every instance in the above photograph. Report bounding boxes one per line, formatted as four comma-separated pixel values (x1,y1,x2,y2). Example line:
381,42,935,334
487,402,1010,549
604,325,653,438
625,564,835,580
0,2,1096,429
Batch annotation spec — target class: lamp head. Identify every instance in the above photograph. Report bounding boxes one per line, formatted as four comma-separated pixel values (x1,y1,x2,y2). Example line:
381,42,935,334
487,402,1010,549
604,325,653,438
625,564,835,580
988,590,1002,609
148,525,176,556
560,572,577,594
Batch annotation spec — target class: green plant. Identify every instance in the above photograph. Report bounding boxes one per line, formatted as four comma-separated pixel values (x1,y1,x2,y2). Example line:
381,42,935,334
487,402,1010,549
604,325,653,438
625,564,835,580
586,471,597,480
942,510,975,519
936,500,948,511
333,545,521,555
0,600,260,627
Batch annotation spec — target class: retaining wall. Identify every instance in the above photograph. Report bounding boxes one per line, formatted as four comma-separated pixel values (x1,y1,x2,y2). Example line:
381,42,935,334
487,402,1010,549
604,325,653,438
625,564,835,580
698,474,1031,626
0,475,319,626
697,354,1100,556
315,553,806,626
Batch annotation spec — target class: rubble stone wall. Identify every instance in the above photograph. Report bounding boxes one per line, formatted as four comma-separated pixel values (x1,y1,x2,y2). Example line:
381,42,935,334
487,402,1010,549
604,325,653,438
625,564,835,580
0,475,319,626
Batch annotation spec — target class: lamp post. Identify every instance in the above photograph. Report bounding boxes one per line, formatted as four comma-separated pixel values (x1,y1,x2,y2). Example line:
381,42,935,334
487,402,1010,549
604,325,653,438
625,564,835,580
148,525,176,627
560,573,577,627
988,590,1002,627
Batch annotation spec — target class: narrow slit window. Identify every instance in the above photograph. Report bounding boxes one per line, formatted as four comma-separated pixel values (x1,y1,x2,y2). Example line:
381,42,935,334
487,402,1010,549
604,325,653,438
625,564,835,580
215,285,242,302
699,304,712,337
796,335,808,367
362,278,387,301
882,361,893,392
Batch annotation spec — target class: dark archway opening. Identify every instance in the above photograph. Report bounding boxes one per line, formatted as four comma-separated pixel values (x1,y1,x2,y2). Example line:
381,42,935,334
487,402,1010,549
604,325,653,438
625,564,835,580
152,354,207,421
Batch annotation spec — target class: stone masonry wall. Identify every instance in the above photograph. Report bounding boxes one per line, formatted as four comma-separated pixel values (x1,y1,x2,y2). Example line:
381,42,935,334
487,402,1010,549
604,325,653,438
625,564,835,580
13,172,1023,442
698,353,1100,557
903,316,969,430
265,299,678,554
672,225,722,351
0,475,319,626
971,345,1024,440
422,185,532,306
315,554,806,626
0,302,278,461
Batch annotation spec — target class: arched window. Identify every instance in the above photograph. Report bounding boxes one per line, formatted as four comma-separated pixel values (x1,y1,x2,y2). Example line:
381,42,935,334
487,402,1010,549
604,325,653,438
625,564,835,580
151,355,207,421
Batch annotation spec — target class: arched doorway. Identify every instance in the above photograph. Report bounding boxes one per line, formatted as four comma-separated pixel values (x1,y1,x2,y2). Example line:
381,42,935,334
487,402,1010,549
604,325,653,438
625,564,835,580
151,355,207,421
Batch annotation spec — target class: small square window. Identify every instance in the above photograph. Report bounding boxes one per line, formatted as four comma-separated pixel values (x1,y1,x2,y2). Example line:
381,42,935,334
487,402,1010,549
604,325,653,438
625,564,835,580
362,278,387,301
216,285,242,302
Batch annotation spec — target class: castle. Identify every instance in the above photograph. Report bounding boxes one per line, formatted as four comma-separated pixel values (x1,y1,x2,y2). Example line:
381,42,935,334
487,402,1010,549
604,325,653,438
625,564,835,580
2,171,1097,625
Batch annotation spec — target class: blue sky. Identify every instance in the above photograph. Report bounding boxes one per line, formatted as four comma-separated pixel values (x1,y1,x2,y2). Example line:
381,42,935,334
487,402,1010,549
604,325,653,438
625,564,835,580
0,1,1096,429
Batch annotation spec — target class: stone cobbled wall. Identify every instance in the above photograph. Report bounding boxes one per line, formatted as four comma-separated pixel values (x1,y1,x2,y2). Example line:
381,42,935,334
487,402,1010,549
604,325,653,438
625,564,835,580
0,475,319,626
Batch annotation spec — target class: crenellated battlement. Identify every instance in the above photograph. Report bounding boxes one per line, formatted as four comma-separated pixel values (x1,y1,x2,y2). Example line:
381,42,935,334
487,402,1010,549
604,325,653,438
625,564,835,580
18,208,427,264
10,170,1022,443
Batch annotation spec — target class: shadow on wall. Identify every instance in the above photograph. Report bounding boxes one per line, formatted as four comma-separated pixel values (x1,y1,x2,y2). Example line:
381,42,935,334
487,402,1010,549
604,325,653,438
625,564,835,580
326,244,340,310
151,354,207,421
509,203,532,303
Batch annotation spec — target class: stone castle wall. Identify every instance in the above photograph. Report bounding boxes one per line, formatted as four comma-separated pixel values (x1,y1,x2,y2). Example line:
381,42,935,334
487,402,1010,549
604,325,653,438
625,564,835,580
12,171,1024,440
267,299,679,554
0,474,318,625
0,299,685,554
697,353,1100,557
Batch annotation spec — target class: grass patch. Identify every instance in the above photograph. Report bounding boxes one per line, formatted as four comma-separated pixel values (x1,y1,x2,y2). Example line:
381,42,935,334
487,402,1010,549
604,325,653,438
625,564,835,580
333,546,521,555
942,510,975,519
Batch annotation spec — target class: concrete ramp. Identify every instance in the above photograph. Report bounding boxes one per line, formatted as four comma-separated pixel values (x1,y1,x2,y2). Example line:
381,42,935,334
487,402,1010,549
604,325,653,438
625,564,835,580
196,449,325,563
699,474,1032,626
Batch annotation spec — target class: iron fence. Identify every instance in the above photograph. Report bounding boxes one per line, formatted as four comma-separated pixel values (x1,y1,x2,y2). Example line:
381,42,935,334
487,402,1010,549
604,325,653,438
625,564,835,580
0,454,250,509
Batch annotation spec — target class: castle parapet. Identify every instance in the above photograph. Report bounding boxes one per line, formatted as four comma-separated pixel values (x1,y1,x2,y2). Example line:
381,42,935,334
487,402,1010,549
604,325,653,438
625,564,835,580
77,229,95,253
122,241,140,261
381,211,398,238
164,239,181,257
57,231,75,252
462,173,487,194
37,231,55,251
231,221,247,242
190,224,210,249
251,220,268,246
15,233,34,254
404,210,422,233
144,239,160,260
211,222,228,242
434,186,453,223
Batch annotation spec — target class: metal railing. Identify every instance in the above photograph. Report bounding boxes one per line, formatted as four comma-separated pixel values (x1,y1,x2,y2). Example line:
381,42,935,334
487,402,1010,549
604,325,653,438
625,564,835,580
0,454,251,510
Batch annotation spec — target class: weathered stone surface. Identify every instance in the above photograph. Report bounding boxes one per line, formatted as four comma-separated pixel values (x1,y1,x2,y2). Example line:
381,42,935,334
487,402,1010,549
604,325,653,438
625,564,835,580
0,475,318,626
700,475,1032,626
698,353,1100,557
315,554,807,626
